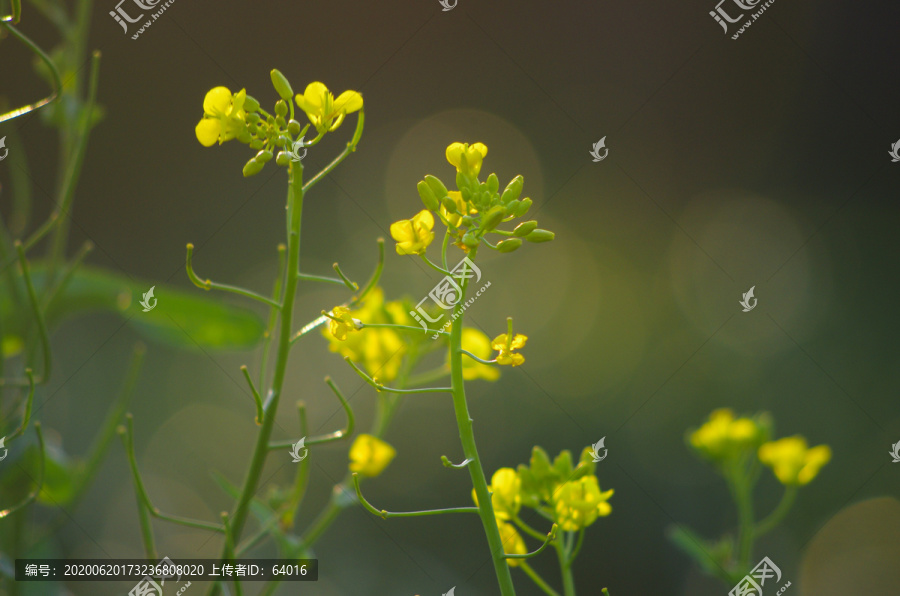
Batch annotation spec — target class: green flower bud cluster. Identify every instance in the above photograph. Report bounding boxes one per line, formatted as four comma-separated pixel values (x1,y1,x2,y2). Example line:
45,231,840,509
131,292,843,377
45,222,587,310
415,142,556,254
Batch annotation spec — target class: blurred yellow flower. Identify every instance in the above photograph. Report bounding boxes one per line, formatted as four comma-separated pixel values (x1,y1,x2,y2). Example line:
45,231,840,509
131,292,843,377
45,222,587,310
446,142,488,178
458,328,500,381
492,333,527,366
295,82,362,133
327,306,359,341
322,288,407,382
496,518,527,566
758,436,831,486
390,210,435,255
349,434,396,477
689,408,763,461
195,86,249,147
553,475,613,531
472,468,521,520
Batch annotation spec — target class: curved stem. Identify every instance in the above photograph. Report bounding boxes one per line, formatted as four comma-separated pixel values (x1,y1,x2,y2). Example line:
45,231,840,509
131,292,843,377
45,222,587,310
186,243,281,309
118,414,225,533
0,20,62,124
567,529,585,566
352,473,478,519
6,368,35,440
268,376,355,448
505,524,558,561
754,486,797,538
331,262,359,291
512,515,550,542
441,455,473,469
461,349,497,365
344,356,451,394
16,243,50,384
0,422,45,521
419,253,451,276
302,109,364,194
240,366,264,425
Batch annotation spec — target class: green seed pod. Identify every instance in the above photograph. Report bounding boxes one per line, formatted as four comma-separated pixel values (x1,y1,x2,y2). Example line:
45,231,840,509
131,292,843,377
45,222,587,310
276,152,290,167
417,181,440,211
500,175,524,204
270,69,294,101
441,196,460,214
288,119,302,136
525,229,555,243
496,238,523,253
515,197,533,217
275,100,288,117
462,231,480,248
250,138,264,150
513,220,538,237
256,149,273,163
423,175,449,201
486,173,499,195
243,158,264,177
480,205,505,232
244,95,260,113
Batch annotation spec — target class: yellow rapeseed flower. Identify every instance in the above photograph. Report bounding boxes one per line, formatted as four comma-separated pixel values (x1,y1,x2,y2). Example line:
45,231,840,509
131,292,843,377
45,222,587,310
496,518,527,566
322,288,407,382
390,210,435,255
195,86,249,147
492,333,527,366
758,436,831,486
327,306,360,341
472,468,521,520
349,434,396,478
446,142,488,178
553,475,613,532
458,328,500,381
689,408,763,462
295,82,362,133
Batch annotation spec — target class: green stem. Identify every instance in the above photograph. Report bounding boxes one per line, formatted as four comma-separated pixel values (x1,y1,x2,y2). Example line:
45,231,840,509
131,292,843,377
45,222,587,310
209,162,305,596
730,469,755,569
554,540,576,596
447,249,517,596
520,562,561,596
754,486,797,538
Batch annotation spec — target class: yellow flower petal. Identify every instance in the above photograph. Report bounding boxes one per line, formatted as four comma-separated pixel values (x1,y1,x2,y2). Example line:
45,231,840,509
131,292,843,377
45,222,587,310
203,86,232,116
334,90,363,114
195,119,222,147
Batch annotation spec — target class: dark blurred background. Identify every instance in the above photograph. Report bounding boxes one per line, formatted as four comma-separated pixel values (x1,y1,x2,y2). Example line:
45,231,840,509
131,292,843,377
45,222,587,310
2,0,900,594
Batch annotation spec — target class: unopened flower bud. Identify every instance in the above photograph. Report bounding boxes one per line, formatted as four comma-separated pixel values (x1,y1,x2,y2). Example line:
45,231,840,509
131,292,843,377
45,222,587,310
250,138,264,150
424,175,449,201
480,205,505,232
256,149,273,163
270,69,294,101
496,238,523,252
500,175,524,204
276,152,290,166
462,231,480,248
486,172,499,195
288,119,302,136
441,196,460,214
417,181,440,211
244,95,260,113
513,220,538,236
525,229,554,243
275,100,288,117
515,198,532,217
243,158,264,177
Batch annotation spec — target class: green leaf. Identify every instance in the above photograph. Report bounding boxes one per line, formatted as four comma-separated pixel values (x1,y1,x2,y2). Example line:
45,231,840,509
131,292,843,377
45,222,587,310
1,263,265,350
